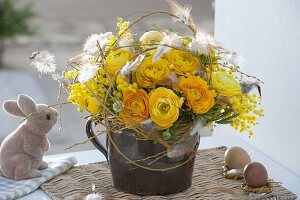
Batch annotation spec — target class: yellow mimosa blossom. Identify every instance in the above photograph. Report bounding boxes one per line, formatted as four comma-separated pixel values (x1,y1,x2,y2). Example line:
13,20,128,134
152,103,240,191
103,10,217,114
229,93,263,137
180,37,192,47
105,35,118,51
105,50,132,75
211,71,242,97
64,70,77,79
179,76,216,114
149,87,183,128
120,89,149,125
117,18,132,40
67,81,105,115
136,56,170,88
94,67,111,86
166,49,200,75
116,75,138,96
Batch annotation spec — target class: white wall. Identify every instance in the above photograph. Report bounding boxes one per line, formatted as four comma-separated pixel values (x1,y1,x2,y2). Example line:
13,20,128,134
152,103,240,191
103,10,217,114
215,0,300,176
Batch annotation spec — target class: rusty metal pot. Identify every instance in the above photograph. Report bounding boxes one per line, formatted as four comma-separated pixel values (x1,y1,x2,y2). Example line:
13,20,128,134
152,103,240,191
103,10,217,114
86,119,199,195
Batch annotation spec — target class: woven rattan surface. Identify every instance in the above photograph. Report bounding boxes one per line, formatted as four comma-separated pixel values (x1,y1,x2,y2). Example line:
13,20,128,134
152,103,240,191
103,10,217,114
41,146,297,200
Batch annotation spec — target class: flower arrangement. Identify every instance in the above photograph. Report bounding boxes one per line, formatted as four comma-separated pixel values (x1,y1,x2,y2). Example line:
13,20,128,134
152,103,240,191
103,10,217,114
31,0,263,150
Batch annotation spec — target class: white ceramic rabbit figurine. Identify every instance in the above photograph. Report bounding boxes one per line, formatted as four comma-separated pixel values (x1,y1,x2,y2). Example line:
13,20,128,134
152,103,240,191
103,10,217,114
0,94,58,180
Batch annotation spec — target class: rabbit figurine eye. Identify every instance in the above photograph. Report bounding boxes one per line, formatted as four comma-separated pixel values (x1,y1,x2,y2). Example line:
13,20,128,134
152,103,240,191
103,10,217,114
46,113,51,120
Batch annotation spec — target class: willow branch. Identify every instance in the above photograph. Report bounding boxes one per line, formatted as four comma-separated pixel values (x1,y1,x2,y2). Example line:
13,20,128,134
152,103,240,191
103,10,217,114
108,10,196,54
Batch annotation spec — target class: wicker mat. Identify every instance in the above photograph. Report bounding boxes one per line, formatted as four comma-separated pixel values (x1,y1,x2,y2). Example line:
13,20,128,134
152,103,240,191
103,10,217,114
40,146,297,200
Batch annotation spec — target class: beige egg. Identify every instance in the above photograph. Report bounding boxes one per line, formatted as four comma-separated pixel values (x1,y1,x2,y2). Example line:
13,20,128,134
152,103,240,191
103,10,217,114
224,147,251,169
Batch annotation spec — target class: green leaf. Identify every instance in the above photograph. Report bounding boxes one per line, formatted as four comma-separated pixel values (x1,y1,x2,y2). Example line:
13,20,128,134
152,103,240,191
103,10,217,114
150,23,160,31
0,0,36,39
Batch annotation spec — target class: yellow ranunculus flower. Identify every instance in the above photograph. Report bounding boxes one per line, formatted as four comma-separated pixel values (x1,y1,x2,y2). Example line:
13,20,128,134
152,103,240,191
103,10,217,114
136,56,170,88
139,30,164,49
149,87,183,128
211,71,242,97
105,50,132,75
179,76,216,114
85,96,102,115
166,49,200,75
120,89,149,125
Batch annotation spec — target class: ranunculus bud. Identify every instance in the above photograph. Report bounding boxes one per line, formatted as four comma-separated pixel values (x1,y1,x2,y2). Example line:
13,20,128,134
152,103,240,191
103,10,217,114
139,30,164,49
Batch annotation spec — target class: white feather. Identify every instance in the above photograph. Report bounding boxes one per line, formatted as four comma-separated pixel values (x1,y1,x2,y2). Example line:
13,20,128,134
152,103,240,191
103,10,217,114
84,193,103,200
140,118,158,134
119,54,145,75
68,53,97,65
189,31,218,55
164,72,179,87
165,0,192,25
153,33,181,62
83,32,112,55
220,52,244,68
81,54,97,64
68,53,85,63
119,38,132,50
78,63,99,83
30,50,56,74
140,118,153,125
174,3,192,25
51,73,69,87
188,121,213,137
227,168,244,174
189,121,203,136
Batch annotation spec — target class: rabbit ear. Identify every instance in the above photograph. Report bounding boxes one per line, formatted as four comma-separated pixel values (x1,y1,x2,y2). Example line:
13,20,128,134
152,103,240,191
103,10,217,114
3,100,27,117
17,94,37,116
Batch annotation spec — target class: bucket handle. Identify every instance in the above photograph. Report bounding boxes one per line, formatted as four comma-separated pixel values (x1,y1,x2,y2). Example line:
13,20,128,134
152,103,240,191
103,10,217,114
86,119,108,161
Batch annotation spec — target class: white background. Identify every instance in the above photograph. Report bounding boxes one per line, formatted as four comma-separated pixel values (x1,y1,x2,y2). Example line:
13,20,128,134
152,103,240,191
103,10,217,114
215,0,300,177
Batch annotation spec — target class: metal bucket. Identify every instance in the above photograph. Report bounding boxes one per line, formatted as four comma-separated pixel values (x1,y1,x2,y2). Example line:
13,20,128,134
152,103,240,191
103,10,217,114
86,119,199,195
